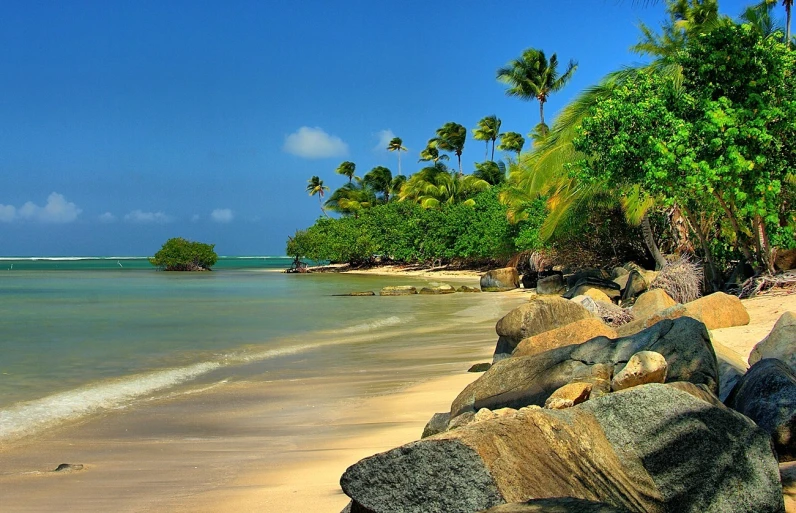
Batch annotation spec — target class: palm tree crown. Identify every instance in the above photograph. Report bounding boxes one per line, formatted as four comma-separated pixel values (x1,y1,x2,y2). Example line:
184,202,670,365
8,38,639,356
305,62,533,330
335,161,356,183
363,166,394,202
418,145,449,164
473,115,502,161
497,132,525,158
386,137,407,176
497,48,577,133
430,122,467,176
306,176,330,217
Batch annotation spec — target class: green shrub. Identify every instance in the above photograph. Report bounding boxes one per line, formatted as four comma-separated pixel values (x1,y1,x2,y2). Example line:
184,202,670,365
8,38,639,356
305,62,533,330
149,237,218,271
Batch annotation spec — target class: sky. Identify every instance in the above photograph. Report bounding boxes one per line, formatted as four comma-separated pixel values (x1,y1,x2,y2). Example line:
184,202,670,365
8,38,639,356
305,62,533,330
0,0,759,256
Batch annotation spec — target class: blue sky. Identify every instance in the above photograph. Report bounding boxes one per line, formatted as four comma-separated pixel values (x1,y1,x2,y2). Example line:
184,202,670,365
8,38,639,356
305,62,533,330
0,0,757,256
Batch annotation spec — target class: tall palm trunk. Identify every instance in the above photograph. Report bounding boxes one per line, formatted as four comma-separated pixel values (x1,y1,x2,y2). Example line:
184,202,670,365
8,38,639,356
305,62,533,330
319,196,329,218
786,0,792,48
539,100,545,128
397,152,402,176
457,154,463,176
641,213,668,270
490,139,496,161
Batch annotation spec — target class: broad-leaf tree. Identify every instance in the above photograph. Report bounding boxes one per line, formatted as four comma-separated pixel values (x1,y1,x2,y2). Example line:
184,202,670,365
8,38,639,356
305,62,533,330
306,176,330,217
335,161,356,183
430,122,467,176
473,115,502,161
387,137,407,176
497,48,577,134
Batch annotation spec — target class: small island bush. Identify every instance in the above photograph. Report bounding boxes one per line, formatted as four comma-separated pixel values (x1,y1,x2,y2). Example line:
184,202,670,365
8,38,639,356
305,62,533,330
149,237,218,271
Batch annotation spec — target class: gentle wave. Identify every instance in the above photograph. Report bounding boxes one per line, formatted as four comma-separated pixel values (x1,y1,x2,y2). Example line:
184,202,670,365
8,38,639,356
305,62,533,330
337,315,407,334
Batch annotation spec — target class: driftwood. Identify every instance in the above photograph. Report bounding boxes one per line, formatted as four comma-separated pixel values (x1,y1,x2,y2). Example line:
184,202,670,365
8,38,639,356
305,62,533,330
738,270,796,298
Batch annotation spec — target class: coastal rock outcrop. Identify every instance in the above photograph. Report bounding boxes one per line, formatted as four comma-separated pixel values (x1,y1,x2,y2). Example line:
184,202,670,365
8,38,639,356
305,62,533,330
453,317,718,417
536,274,564,295
422,412,451,439
341,384,784,513
480,268,520,292
630,289,676,321
725,358,796,462
419,284,456,295
481,498,628,512
512,318,617,359
380,286,418,296
749,311,796,373
492,297,594,362
562,277,621,301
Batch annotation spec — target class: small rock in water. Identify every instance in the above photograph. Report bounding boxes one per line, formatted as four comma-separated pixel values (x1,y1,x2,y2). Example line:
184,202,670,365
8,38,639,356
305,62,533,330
468,362,492,373
53,463,84,472
348,291,375,296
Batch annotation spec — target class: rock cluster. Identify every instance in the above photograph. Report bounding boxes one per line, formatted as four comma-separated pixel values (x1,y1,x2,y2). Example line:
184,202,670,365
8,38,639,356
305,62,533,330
339,283,796,512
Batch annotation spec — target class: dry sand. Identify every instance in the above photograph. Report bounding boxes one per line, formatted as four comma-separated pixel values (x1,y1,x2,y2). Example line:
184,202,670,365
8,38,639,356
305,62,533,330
1,289,793,513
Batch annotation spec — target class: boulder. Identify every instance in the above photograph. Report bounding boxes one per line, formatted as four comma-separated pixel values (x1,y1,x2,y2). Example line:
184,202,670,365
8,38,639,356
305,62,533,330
536,274,565,295
512,318,617,359
458,285,481,293
618,292,749,337
544,382,592,409
422,412,451,439
348,291,376,296
482,498,627,512
666,381,724,407
620,271,649,301
611,351,668,391
631,289,677,321
481,268,520,292
563,277,621,300
565,269,610,289
749,311,796,374
520,273,538,290
468,362,492,373
492,297,595,362
583,287,612,303
453,317,718,417
570,295,598,314
783,461,796,513
341,384,784,513
726,358,796,462
379,286,418,296
419,284,456,295
448,411,476,431
612,267,630,279
776,248,796,271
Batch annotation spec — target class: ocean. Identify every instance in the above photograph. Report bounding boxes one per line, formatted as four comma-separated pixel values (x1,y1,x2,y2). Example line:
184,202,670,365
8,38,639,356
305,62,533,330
0,257,510,446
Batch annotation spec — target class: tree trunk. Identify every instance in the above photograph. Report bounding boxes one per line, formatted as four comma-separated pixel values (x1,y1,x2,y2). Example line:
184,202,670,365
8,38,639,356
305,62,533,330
319,197,330,218
539,101,545,131
787,1,792,49
713,191,758,272
457,153,463,177
491,139,496,162
398,151,402,176
641,213,668,270
682,208,721,292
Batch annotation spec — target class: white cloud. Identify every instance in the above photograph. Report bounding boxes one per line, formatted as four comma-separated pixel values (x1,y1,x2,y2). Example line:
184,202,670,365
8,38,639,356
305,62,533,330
374,129,396,152
0,192,81,223
210,208,234,223
124,210,172,224
283,126,348,159
98,212,116,223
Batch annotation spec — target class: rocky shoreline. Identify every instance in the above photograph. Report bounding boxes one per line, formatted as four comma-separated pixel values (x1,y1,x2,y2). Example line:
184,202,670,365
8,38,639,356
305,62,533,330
337,263,796,513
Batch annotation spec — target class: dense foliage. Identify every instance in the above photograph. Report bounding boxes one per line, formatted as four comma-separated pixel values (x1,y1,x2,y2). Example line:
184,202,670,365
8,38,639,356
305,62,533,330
149,238,218,271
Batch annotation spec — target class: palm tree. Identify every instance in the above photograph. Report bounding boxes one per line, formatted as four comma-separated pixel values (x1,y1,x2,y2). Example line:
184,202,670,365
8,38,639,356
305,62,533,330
335,161,356,183
306,176,330,217
325,178,377,217
386,137,407,176
497,48,577,134
399,163,489,208
430,122,467,176
474,160,507,186
418,145,449,164
497,132,525,160
781,0,793,47
363,166,394,202
473,115,502,161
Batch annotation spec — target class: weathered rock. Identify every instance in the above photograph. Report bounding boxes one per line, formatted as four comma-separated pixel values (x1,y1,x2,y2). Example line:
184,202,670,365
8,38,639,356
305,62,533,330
565,269,610,289
468,362,492,373
618,292,749,337
749,311,796,374
348,291,376,296
422,412,451,439
473,407,518,424
342,384,784,513
379,286,418,296
611,351,667,391
536,274,564,295
776,248,796,271
666,381,724,407
621,271,649,301
783,461,796,513
419,284,456,295
544,382,592,409
512,318,617,359
481,497,628,512
726,359,796,462
53,463,84,472
520,273,538,290
481,268,520,292
612,267,630,279
448,411,476,431
570,294,598,314
631,289,677,322
712,340,750,402
563,277,621,300
492,297,595,362
458,285,481,293
453,317,718,417
583,287,612,303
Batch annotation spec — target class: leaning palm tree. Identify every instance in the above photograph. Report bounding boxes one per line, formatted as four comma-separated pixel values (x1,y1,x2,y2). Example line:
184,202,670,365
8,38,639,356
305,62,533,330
306,176,330,217
430,122,467,176
473,115,502,161
325,178,377,217
335,161,356,183
386,137,407,176
363,166,394,202
497,48,577,134
418,145,449,164
497,132,525,161
399,163,490,208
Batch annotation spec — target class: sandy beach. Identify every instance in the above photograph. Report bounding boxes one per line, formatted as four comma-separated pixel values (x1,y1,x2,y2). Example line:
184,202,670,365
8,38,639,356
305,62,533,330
0,286,793,513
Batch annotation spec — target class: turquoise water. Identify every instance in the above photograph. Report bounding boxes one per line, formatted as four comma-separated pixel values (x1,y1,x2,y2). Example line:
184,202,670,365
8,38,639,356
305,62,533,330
0,258,485,443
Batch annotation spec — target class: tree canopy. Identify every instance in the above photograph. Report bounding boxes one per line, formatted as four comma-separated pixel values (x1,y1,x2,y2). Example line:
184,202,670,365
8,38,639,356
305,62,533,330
149,238,218,271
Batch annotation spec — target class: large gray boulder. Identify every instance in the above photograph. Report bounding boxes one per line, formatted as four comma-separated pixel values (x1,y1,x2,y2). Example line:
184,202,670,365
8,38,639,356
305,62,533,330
341,384,784,513
492,296,594,362
480,268,520,292
454,317,718,417
748,311,796,374
481,498,627,512
726,358,796,462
